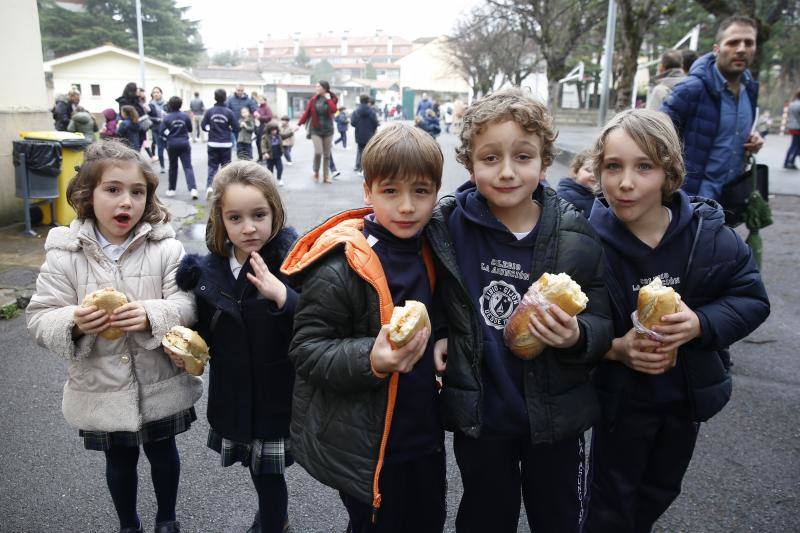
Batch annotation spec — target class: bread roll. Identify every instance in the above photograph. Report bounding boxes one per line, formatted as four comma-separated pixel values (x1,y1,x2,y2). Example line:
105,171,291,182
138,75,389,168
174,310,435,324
388,301,430,348
162,326,210,376
81,288,128,340
636,278,682,363
503,273,588,360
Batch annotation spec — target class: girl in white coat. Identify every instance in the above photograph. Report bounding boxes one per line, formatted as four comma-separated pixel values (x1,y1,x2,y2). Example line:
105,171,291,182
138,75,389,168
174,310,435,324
26,140,201,533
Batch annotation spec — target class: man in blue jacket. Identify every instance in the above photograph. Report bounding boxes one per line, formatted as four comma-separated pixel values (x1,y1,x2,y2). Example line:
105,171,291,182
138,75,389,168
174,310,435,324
660,15,764,201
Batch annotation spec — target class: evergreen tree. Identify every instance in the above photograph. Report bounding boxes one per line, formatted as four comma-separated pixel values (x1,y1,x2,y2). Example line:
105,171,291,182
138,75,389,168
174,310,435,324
364,62,377,80
294,48,310,68
311,59,335,83
38,0,204,67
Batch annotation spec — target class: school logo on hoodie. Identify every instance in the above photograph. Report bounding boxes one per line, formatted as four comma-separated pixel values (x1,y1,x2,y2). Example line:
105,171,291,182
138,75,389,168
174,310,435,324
479,280,521,329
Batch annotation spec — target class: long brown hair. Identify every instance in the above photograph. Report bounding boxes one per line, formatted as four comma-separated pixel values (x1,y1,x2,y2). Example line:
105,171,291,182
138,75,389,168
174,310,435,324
206,161,285,257
121,105,139,123
66,139,170,224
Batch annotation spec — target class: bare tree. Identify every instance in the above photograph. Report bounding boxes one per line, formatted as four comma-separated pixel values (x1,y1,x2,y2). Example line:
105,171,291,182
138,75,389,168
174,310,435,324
446,6,506,98
490,0,603,118
493,11,541,86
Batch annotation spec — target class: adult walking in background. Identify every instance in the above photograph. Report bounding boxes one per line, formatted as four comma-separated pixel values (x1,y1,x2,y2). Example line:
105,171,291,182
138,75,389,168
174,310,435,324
297,80,337,183
784,89,800,170
660,15,763,201
201,89,239,199
161,96,198,199
149,87,167,173
52,87,81,131
350,94,379,173
189,92,205,142
254,96,274,162
646,49,686,111
227,85,257,155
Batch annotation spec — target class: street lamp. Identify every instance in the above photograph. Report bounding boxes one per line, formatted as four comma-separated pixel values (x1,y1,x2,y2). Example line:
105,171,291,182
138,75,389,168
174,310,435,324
598,0,617,127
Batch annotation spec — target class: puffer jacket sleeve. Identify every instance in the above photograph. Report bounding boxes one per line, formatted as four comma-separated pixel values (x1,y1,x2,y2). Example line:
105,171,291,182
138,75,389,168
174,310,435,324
660,78,698,137
555,231,613,366
133,238,197,350
289,258,386,394
26,249,96,360
693,231,770,351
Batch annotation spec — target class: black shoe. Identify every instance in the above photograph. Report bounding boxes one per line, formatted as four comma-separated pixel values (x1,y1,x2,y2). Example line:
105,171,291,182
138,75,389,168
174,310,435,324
119,527,143,533
784,163,798,170
246,511,260,533
154,521,180,533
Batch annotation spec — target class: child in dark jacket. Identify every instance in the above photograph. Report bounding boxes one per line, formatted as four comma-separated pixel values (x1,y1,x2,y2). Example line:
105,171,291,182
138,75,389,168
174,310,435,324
201,89,239,200
583,109,770,532
428,88,613,533
334,106,349,148
175,161,298,533
280,123,448,533
556,149,597,218
99,108,118,139
117,105,143,152
160,96,197,199
261,123,285,185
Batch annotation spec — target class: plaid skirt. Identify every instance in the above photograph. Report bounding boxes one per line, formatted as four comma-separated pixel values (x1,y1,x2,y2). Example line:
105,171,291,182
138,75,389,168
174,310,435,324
207,428,293,475
79,407,197,451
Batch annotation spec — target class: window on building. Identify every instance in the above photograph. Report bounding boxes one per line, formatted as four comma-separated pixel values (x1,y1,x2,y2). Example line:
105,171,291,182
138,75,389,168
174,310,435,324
91,84,100,96
71,83,81,93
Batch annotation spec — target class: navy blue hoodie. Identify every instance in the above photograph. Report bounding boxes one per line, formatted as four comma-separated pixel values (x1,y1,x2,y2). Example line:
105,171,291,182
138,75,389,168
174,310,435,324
556,178,595,218
447,182,543,436
160,111,192,147
363,216,442,461
201,104,239,147
589,191,697,405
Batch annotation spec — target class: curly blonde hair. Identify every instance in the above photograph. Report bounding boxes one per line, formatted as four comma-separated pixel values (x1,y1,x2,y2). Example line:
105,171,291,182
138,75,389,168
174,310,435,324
455,88,557,173
206,161,286,257
589,109,685,198
66,139,170,224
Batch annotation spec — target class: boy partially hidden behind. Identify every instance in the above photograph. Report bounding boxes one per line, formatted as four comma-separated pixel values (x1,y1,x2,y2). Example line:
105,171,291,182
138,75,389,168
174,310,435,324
281,123,447,532
427,88,613,532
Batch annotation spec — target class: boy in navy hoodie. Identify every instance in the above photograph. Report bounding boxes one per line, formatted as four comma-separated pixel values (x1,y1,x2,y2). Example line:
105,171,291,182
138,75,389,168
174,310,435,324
281,123,447,533
426,88,613,533
583,109,770,532
201,88,239,200
556,149,597,218
160,96,197,199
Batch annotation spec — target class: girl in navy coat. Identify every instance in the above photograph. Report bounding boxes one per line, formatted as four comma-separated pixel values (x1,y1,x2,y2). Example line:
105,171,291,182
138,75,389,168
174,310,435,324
175,161,298,533
583,109,770,532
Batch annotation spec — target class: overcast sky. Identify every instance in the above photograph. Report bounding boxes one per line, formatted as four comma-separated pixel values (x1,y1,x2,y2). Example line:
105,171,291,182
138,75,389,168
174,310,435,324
180,0,481,53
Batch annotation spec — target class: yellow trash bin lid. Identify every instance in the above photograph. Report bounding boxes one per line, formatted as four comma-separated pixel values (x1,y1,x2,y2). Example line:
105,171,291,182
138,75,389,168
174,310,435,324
19,131,91,148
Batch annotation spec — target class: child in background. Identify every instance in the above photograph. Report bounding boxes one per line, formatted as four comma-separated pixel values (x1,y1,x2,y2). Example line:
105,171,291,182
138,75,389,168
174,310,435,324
160,96,198,200
238,107,255,161
67,106,99,141
584,109,770,532
279,116,295,165
175,161,298,533
26,140,201,533
117,105,143,152
201,89,239,200
281,123,448,533
431,88,612,533
261,124,285,186
556,149,597,218
100,108,119,139
334,106,349,148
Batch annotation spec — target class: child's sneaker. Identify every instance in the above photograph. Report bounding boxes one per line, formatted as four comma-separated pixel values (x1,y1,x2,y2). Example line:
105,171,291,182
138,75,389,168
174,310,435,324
278,179,284,187
286,161,293,166
190,188,199,200
165,189,176,197
206,187,214,200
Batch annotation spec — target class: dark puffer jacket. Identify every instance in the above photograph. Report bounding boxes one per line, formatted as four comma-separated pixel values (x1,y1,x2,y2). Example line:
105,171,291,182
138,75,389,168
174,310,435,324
427,188,613,443
176,228,298,442
281,209,440,508
590,195,770,423
660,52,758,195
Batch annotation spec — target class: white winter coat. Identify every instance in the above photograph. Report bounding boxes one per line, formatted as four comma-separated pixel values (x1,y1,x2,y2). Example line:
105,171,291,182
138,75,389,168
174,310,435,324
26,219,202,432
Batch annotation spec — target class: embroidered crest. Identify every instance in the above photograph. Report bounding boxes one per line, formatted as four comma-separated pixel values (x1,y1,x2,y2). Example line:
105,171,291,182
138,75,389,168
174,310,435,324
479,280,520,329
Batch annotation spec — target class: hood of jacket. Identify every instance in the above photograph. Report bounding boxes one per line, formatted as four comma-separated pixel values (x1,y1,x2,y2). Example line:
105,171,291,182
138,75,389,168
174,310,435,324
688,52,758,103
281,207,394,323
102,108,117,121
46,218,174,255
652,67,686,89
71,111,93,125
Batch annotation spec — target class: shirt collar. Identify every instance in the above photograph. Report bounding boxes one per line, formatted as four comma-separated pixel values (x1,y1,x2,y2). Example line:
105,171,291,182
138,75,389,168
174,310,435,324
93,226,135,261
228,243,243,278
713,62,752,92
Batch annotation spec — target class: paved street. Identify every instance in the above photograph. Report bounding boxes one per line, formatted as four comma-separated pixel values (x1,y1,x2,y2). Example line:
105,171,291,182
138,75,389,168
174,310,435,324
0,125,798,532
